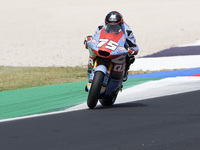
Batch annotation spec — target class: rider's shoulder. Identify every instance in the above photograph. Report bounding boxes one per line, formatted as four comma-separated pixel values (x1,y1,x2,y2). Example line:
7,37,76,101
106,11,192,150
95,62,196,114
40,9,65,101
123,22,133,37
98,25,104,30
123,22,131,29
97,23,105,31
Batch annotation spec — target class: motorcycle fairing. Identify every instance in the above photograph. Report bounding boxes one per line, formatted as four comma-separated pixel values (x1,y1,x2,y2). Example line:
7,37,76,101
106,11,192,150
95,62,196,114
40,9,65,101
86,27,128,95
87,28,127,59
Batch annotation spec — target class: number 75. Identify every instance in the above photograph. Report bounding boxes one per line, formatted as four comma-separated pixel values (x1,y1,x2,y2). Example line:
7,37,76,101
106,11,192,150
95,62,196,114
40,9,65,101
97,39,119,51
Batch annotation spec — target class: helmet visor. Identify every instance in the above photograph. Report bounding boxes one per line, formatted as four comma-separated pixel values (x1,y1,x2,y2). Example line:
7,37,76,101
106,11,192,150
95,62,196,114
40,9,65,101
105,24,122,34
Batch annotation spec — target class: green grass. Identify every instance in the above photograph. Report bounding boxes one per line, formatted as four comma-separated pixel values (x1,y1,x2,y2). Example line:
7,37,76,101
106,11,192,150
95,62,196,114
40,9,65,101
0,66,88,92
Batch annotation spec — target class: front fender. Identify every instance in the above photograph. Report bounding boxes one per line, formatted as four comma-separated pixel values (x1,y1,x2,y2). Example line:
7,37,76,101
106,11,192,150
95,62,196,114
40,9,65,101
87,65,110,94
94,65,107,75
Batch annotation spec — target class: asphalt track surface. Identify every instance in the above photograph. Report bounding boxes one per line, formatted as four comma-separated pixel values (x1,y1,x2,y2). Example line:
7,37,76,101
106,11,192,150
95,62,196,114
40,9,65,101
143,46,200,57
0,90,200,150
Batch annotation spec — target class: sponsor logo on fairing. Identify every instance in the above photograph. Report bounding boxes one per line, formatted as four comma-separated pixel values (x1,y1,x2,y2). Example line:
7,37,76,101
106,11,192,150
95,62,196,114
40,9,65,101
113,64,125,72
122,36,126,41
88,57,94,67
118,46,125,51
91,39,97,44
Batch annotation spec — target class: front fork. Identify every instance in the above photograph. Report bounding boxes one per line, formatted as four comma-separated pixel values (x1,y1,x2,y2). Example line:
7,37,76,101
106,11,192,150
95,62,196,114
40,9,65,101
87,58,113,94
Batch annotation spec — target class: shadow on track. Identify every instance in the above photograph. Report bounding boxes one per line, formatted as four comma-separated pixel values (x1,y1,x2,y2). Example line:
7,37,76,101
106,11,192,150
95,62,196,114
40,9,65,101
95,102,148,110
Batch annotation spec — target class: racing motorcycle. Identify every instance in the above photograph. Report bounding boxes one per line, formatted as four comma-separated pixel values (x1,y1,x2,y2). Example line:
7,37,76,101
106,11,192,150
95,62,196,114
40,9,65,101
86,28,128,109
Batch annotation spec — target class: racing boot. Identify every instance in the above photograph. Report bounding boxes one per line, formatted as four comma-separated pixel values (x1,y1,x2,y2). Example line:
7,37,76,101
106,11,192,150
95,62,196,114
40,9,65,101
123,55,135,82
123,70,128,82
123,65,129,82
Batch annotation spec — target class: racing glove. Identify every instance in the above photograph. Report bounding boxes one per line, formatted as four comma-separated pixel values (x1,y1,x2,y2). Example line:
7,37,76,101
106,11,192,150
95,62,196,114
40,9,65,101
127,47,138,57
84,35,92,49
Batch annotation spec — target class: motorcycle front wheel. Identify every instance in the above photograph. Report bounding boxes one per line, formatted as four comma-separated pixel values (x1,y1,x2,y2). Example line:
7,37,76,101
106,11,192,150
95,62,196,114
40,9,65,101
87,71,104,109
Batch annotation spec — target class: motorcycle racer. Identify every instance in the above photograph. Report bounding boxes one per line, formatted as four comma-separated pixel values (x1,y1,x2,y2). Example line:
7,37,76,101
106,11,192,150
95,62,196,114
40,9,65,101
84,11,139,82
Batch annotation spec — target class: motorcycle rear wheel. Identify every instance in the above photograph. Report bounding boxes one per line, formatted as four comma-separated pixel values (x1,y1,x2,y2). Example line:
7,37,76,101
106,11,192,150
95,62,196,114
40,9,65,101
87,71,104,109
99,91,119,106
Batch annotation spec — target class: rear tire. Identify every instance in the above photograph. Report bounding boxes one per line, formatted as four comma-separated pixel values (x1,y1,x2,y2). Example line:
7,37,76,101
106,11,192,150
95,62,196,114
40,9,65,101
99,91,119,106
87,71,104,109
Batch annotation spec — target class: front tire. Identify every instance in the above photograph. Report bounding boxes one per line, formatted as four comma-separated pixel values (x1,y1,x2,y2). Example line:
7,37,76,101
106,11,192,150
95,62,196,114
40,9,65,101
87,71,104,109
